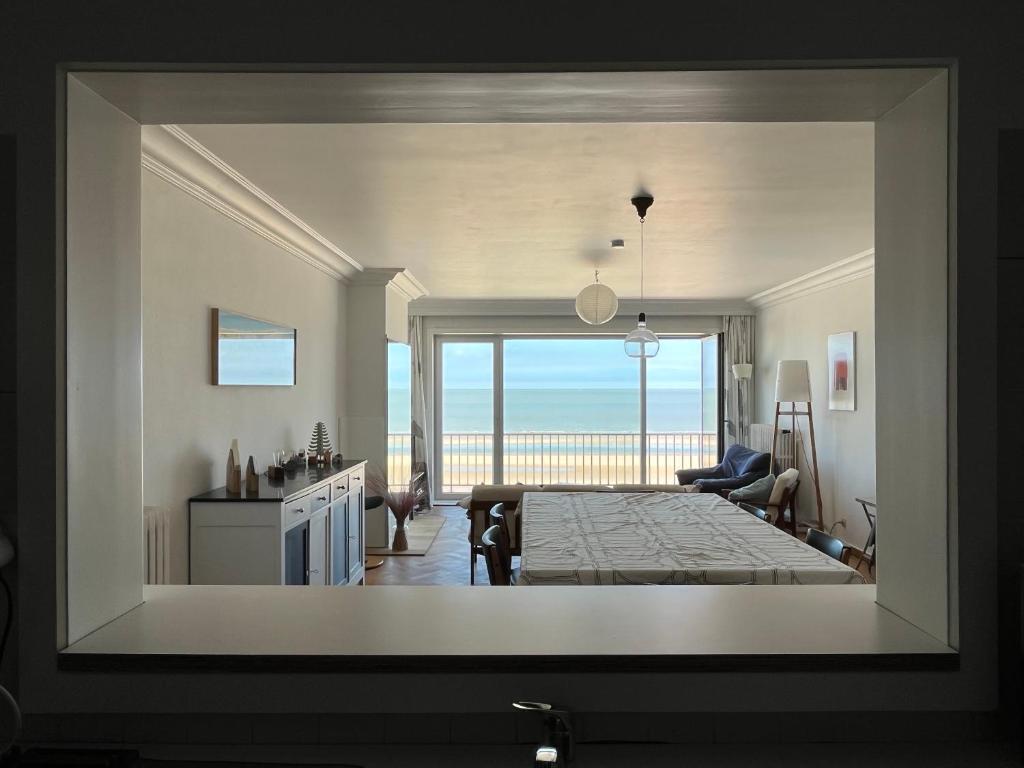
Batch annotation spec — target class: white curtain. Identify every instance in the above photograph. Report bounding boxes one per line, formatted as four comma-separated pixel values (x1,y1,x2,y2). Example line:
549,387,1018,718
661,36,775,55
409,315,433,508
723,315,755,448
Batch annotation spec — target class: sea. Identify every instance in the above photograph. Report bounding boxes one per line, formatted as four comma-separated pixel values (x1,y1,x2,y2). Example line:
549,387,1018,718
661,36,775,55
388,387,710,434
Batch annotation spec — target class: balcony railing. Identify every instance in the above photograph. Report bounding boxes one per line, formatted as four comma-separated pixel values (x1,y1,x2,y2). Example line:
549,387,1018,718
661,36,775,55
387,432,414,492
388,432,718,495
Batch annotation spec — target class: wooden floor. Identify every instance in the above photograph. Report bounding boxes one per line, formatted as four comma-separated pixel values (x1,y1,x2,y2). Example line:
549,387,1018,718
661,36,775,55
366,506,483,586
366,505,876,586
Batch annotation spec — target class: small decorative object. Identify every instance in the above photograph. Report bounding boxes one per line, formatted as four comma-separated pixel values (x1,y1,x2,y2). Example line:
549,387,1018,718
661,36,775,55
827,331,856,411
245,456,260,494
331,452,343,467
367,467,417,552
225,440,241,494
267,450,286,481
308,421,333,465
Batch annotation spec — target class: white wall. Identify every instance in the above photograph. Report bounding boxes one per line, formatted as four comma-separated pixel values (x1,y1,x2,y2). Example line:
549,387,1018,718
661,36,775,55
142,172,342,583
755,274,876,548
65,78,143,643
874,72,950,643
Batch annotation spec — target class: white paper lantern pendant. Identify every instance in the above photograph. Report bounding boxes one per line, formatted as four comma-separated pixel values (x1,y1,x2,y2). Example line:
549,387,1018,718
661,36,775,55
575,270,619,325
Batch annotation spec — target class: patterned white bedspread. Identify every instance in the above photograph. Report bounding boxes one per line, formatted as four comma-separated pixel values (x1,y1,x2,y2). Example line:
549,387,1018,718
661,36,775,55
518,491,864,586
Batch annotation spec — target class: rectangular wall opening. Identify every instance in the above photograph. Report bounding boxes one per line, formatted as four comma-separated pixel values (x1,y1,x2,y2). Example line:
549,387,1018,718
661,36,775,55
55,66,959,699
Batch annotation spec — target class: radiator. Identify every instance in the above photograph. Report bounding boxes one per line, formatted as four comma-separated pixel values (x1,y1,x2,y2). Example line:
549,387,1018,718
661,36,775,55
749,423,799,473
143,506,169,585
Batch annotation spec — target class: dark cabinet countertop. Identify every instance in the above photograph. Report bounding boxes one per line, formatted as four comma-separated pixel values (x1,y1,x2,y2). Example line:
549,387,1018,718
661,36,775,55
189,459,367,503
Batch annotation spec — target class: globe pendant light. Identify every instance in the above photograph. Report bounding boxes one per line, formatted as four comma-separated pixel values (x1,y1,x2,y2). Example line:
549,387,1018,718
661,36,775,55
575,269,618,325
624,193,659,358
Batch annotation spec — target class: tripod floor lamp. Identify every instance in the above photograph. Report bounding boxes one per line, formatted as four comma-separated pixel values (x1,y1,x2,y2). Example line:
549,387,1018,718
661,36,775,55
770,360,825,532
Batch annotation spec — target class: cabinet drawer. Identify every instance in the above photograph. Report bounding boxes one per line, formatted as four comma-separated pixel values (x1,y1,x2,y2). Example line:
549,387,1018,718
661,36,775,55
283,492,312,527
332,475,351,497
309,483,331,514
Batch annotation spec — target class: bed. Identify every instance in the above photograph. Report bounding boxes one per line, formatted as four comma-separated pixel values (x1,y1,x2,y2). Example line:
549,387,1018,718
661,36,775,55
517,491,864,586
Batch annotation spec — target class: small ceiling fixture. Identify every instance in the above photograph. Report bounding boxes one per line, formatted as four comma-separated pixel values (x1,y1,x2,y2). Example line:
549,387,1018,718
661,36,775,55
624,193,659,358
575,269,618,325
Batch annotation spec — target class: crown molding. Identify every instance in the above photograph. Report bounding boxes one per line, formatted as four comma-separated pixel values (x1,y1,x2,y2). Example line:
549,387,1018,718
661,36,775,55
746,249,875,309
409,297,753,317
350,267,428,301
141,124,362,281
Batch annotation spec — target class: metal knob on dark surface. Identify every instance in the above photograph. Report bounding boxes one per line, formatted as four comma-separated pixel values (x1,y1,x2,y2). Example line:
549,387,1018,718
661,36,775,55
513,701,574,767
534,746,559,766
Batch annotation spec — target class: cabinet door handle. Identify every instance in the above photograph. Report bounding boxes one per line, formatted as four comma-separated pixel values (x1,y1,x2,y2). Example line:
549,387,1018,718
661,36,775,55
309,569,320,575
336,485,346,491
353,476,361,481
291,508,303,514
316,496,328,502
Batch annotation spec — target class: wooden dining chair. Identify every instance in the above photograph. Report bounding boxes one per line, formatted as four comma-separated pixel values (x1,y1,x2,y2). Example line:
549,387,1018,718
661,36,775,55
764,469,800,535
489,503,514,565
805,528,850,564
481,524,518,585
737,502,768,521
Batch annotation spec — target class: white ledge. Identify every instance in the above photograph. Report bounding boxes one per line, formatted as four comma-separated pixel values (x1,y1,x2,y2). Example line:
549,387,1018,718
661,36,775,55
62,584,950,662
747,249,875,309
142,125,362,281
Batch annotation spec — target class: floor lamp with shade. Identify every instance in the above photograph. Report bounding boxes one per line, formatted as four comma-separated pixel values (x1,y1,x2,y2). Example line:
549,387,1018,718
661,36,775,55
771,360,825,533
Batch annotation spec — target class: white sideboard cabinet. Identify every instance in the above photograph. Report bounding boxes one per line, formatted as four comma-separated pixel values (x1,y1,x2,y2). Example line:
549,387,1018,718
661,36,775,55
189,460,367,586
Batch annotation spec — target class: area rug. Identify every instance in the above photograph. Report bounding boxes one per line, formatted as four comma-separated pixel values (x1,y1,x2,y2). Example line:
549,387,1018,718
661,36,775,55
365,513,446,556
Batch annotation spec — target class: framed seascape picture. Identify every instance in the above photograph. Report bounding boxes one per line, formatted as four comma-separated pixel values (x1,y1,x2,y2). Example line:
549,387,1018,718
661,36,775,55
827,331,855,411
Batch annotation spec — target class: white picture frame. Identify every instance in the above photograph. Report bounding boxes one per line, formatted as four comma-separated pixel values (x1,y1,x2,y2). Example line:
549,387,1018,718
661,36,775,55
827,331,856,411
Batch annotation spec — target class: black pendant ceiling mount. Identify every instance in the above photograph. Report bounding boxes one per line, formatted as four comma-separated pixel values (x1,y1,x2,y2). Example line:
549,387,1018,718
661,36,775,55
630,193,654,221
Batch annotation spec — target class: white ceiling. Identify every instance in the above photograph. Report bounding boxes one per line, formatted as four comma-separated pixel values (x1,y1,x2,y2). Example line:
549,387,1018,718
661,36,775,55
181,121,873,300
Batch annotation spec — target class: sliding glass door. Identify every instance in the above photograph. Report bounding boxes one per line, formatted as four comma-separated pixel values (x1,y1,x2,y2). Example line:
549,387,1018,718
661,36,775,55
645,336,720,484
433,334,720,499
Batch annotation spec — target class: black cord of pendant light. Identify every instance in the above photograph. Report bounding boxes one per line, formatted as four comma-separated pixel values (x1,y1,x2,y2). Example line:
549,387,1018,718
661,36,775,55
630,193,653,318
639,215,645,308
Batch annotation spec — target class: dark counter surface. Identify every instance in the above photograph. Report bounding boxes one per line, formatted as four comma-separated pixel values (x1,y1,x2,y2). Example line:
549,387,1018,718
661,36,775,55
189,459,366,503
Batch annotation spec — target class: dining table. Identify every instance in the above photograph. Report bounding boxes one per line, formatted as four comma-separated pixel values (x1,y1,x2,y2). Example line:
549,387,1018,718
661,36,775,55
516,491,865,586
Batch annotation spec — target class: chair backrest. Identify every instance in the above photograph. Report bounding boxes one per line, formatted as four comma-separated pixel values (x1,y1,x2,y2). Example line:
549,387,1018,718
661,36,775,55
467,485,542,545
767,468,800,507
489,503,513,565
481,524,512,585
737,502,767,520
805,528,847,563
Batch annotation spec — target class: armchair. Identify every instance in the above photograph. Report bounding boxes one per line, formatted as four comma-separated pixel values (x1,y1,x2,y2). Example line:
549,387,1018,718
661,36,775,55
733,469,801,535
675,443,771,493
